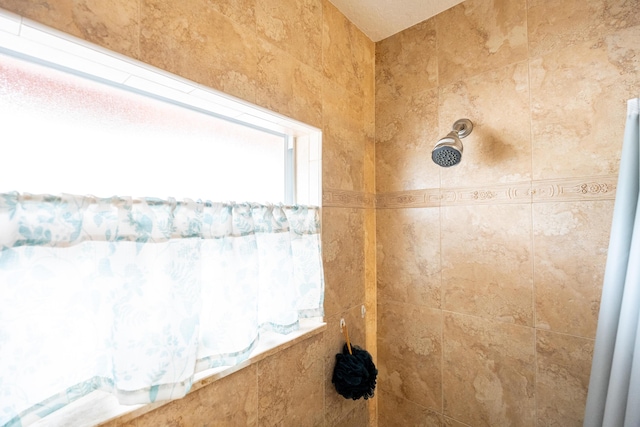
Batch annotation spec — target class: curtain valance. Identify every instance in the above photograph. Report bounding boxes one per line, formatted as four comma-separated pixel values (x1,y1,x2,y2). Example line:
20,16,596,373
0,192,320,246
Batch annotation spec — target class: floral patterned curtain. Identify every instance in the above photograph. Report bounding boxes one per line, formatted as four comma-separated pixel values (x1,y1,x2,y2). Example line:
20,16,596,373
0,192,324,426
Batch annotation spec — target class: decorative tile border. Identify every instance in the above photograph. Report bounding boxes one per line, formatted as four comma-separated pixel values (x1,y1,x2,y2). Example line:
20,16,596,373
376,189,440,209
324,176,617,209
440,182,533,206
323,189,375,209
531,176,617,203
373,175,617,209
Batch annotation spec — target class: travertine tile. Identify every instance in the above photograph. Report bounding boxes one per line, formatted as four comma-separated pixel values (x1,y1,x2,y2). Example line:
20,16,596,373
438,61,532,187
204,0,256,31
363,49,376,140
364,207,377,354
376,208,441,309
364,207,377,427
323,0,374,98
375,87,441,192
376,19,438,99
378,301,442,412
258,334,324,426
364,127,376,195
323,190,374,208
443,416,472,427
533,201,613,338
324,306,369,426
530,28,640,180
364,64,376,146
322,208,365,318
256,38,323,128
256,0,322,71
140,0,257,103
442,204,534,326
363,48,376,197
378,390,443,427
536,330,595,427
134,365,258,426
436,0,528,85
0,0,140,58
322,77,367,192
333,402,370,427
443,313,536,426
375,20,439,192
528,0,640,57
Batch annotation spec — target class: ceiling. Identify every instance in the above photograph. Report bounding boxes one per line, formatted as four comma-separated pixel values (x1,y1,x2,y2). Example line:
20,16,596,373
329,0,464,42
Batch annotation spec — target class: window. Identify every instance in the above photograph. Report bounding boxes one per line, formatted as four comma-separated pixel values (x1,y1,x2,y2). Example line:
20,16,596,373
0,8,323,427
0,49,292,203
0,29,320,205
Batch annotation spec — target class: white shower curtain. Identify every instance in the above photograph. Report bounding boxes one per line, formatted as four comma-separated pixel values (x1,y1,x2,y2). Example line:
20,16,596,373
584,98,640,427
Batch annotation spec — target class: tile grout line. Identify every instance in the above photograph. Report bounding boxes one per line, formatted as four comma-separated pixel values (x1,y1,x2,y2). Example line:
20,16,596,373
439,202,445,420
526,3,538,416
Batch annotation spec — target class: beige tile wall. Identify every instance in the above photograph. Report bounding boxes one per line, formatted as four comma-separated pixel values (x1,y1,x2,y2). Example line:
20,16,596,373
0,0,375,425
3,0,638,425
375,0,638,426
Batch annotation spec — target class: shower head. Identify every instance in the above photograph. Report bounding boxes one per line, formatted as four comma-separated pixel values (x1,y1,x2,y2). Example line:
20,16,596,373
432,118,473,167
432,131,464,167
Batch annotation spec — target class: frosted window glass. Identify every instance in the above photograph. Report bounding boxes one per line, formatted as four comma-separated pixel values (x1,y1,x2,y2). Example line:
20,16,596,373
0,53,286,203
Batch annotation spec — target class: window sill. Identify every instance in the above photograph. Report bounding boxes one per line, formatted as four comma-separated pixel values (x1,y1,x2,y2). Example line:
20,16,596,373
30,320,326,427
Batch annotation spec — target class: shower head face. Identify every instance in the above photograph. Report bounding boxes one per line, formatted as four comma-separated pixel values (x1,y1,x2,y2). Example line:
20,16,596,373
432,145,462,167
431,133,463,167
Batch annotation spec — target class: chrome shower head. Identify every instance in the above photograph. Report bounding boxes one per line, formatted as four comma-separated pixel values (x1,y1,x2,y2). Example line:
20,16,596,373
432,131,464,167
432,118,473,167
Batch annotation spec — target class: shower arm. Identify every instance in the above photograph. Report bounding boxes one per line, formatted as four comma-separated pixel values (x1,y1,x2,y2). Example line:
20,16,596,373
452,118,473,139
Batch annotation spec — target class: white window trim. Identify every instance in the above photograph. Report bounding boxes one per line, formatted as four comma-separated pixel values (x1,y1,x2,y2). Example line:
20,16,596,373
0,7,324,426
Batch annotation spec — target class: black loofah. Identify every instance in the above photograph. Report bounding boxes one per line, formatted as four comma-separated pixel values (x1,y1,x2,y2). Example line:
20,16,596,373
331,343,378,400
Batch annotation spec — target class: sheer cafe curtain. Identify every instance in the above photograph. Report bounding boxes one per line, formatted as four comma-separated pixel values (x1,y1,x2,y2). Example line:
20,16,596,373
0,193,324,427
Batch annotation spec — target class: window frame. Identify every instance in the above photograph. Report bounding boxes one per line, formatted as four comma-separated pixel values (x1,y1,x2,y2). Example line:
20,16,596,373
0,8,321,206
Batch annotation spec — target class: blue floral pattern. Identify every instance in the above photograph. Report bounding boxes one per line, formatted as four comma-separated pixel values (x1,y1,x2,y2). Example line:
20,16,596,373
0,192,324,427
